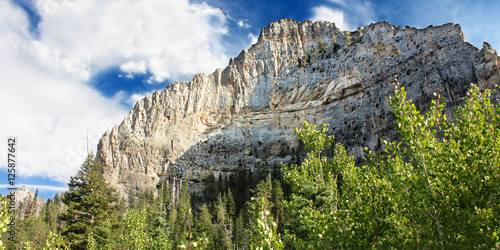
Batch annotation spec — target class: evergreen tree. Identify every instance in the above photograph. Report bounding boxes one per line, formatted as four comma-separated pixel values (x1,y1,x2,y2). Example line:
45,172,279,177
214,193,233,249
43,198,59,233
30,189,39,217
127,188,136,209
45,193,66,233
149,182,172,249
226,189,236,224
171,182,194,248
14,215,50,248
233,211,250,249
271,179,285,233
194,204,214,248
157,182,170,219
166,195,178,246
59,153,121,249
203,170,219,203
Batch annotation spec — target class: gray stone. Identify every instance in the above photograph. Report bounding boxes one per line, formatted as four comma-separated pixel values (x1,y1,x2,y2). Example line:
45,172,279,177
96,19,500,199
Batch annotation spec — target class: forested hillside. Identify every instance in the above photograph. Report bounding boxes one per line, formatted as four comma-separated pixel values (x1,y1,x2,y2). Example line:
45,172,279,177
1,81,499,249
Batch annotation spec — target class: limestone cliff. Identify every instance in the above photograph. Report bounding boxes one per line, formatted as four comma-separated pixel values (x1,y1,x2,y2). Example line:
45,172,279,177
96,19,500,198
8,186,45,219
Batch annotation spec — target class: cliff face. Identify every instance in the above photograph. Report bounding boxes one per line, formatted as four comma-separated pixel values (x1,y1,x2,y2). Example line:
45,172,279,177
9,186,45,219
96,19,500,197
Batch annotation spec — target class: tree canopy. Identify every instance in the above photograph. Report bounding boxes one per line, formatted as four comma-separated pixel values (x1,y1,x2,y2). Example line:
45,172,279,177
2,82,499,249
59,153,122,249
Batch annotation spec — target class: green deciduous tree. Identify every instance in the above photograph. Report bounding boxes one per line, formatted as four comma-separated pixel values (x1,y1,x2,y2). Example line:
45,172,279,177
369,82,500,248
43,231,69,250
249,196,283,250
121,208,151,249
0,196,10,250
248,176,283,250
281,82,500,248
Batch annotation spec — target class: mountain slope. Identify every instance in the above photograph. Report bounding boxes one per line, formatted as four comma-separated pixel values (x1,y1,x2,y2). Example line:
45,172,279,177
96,18,500,198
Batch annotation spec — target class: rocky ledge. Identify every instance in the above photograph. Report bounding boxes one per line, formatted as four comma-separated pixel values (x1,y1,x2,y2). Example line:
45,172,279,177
96,18,500,199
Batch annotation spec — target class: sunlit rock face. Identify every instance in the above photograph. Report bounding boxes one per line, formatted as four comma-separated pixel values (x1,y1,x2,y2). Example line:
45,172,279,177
9,186,45,219
96,18,500,198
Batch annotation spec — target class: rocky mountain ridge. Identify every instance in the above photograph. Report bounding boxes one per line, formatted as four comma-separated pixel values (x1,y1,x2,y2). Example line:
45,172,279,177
96,18,500,198
8,186,45,219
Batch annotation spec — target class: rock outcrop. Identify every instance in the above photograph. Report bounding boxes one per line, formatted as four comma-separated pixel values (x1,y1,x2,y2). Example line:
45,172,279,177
8,186,45,219
96,19,500,198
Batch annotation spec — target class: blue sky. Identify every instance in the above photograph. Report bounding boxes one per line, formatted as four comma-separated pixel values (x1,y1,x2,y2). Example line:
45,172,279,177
1,0,499,199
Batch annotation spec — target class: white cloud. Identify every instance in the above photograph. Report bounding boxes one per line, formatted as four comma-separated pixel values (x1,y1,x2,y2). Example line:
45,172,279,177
0,0,234,183
0,1,127,183
310,1,375,31
120,61,147,79
248,33,258,45
311,5,350,30
28,0,229,82
128,91,154,106
237,19,251,28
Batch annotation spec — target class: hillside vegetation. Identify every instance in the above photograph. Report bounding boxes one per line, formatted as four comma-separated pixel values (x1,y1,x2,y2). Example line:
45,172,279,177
1,81,499,249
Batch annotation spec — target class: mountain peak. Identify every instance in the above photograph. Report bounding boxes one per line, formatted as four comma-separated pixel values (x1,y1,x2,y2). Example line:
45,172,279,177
97,20,499,201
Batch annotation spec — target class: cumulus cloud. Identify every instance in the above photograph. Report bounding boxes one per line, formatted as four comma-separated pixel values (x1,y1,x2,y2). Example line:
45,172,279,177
0,0,234,183
311,0,499,51
310,0,376,31
248,33,258,45
311,5,350,30
237,19,251,28
128,91,154,106
28,0,229,82
120,61,147,79
0,1,126,183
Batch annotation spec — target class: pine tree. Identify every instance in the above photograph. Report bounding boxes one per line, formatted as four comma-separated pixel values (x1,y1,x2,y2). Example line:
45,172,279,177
226,189,236,223
169,182,194,248
15,215,50,248
234,211,249,249
127,188,136,209
194,204,214,248
157,182,170,219
271,179,284,232
214,193,233,249
43,198,57,233
59,153,121,249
